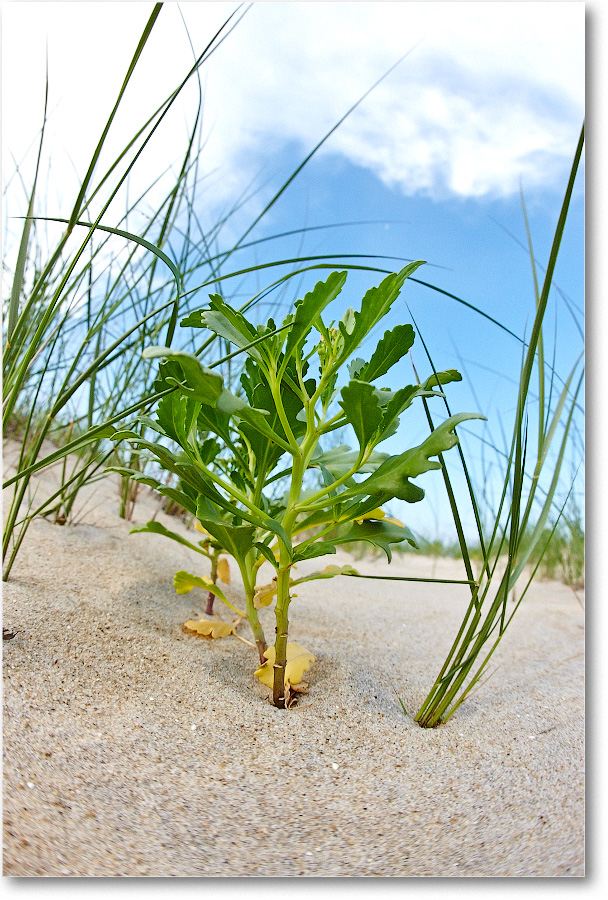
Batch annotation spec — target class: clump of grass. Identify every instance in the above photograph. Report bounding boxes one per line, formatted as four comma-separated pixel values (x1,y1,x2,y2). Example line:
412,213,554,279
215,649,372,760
3,4,413,578
528,496,584,589
410,126,584,728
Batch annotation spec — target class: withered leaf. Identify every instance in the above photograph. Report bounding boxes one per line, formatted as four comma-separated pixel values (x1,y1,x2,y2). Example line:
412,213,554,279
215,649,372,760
254,642,315,689
183,618,235,640
253,578,278,609
216,557,231,584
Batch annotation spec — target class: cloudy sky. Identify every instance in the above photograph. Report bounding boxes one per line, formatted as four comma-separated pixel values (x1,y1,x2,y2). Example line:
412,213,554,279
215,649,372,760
4,1,584,203
3,1,586,539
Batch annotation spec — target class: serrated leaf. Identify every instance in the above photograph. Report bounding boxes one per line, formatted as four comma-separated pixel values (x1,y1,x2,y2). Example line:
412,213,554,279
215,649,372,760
254,642,315,689
183,618,235,639
183,295,269,367
340,380,383,450
156,393,201,447
216,557,231,584
354,323,416,382
143,347,224,405
375,384,421,444
310,446,388,480
282,271,347,366
195,499,257,564
336,263,425,365
341,412,486,504
291,542,337,564
348,357,366,379
174,570,227,603
331,520,418,562
195,402,233,447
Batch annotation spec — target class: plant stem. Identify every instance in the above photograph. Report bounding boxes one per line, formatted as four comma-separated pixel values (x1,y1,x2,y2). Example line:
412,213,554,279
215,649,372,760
241,555,267,663
273,558,291,708
206,549,220,615
271,448,307,707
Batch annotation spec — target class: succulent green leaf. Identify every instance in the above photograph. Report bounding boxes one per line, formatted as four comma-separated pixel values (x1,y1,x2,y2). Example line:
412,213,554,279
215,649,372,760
291,542,338,564
143,347,224,405
107,467,199,516
156,393,201,447
375,384,421,444
114,432,236,520
136,414,169,437
195,497,257,563
331,519,418,562
196,496,291,557
154,485,199,515
240,356,265,405
351,323,416,382
182,295,269,367
310,446,389,479
420,369,462,390
348,358,366,379
336,262,425,364
254,542,280,570
105,467,160,490
196,403,233,448
292,563,359,585
282,271,347,366
346,412,486,503
340,380,383,450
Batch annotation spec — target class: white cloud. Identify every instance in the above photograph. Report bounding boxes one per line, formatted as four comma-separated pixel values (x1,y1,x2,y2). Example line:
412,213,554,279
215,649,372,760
2,0,584,215
194,1,584,200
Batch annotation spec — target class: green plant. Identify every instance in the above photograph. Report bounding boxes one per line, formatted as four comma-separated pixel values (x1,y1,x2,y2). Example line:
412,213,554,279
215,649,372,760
113,265,483,708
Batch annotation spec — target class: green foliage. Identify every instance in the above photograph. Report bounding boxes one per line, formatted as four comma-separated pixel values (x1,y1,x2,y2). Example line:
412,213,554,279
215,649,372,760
121,266,483,708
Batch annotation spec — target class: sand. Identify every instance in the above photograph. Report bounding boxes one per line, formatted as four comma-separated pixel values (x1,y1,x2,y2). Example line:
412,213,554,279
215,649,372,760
2,451,584,877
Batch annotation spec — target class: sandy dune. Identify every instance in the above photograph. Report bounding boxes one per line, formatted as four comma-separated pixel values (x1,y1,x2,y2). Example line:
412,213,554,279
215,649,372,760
2,457,584,876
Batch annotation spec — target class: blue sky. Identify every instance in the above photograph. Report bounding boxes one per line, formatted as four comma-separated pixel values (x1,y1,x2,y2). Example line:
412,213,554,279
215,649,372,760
3,1,586,541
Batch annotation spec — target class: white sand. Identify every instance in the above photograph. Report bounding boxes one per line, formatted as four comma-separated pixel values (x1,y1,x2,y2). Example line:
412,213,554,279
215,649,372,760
2,454,584,876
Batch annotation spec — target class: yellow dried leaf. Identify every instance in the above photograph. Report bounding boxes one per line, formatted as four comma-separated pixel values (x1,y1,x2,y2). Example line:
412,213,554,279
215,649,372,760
254,642,315,689
293,565,359,586
319,564,359,577
216,557,231,584
194,521,212,536
383,516,405,528
183,618,235,640
253,579,278,609
353,507,386,523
